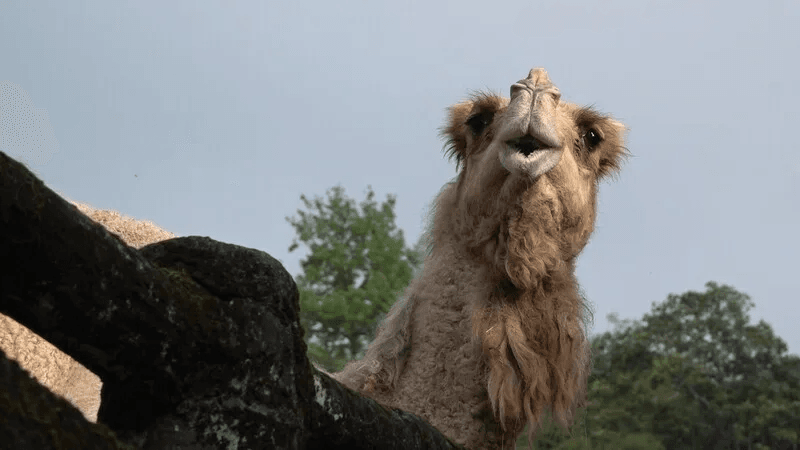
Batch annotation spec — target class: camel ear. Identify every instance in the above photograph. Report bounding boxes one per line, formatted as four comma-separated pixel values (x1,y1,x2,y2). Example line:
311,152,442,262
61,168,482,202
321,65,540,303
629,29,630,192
441,101,474,170
595,118,628,178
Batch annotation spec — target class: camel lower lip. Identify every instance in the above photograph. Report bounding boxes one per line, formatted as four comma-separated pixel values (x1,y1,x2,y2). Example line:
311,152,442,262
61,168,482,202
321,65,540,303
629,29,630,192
506,143,544,157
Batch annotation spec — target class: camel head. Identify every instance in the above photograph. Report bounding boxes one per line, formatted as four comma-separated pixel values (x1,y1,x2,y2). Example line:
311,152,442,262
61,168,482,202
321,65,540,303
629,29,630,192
441,68,627,291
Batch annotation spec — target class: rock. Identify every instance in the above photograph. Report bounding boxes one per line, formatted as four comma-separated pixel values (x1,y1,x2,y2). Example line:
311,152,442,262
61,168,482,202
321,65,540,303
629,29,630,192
0,150,463,449
0,342,135,449
1,198,177,424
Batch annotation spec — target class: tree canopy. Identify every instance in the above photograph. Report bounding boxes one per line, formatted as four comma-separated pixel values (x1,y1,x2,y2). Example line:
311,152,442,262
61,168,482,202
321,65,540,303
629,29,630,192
521,282,799,449
286,185,424,372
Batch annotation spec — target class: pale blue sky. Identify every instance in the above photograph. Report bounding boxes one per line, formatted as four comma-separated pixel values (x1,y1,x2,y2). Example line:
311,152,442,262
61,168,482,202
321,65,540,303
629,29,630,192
2,0,798,356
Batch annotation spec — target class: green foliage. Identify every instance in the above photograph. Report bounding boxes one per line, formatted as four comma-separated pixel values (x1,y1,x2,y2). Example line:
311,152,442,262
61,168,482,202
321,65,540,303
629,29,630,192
520,282,799,449
286,185,424,372
514,409,664,450
514,409,591,449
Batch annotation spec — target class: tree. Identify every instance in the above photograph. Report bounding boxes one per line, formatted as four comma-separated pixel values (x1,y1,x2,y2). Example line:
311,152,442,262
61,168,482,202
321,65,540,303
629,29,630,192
522,282,800,449
591,282,799,449
634,282,799,449
286,185,423,372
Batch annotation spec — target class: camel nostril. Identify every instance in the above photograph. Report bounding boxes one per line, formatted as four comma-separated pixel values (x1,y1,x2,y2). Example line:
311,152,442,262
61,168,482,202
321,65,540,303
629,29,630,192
506,135,544,156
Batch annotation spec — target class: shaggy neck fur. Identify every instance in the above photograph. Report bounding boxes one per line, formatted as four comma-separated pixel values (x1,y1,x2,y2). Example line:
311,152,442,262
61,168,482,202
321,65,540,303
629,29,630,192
445,162,594,440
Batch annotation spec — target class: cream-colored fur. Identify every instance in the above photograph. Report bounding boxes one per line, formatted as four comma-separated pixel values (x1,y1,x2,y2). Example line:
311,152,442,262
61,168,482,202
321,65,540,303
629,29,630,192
331,69,627,449
0,199,175,422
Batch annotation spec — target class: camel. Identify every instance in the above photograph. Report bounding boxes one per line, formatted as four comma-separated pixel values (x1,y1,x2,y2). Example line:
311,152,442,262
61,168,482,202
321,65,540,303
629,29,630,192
0,200,176,423
329,68,627,449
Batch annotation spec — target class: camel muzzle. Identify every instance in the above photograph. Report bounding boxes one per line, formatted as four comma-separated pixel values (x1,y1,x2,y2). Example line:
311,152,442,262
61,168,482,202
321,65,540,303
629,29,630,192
502,68,564,153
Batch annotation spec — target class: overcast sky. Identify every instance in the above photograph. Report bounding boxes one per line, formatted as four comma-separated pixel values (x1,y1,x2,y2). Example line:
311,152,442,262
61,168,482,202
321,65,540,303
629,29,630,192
2,0,798,357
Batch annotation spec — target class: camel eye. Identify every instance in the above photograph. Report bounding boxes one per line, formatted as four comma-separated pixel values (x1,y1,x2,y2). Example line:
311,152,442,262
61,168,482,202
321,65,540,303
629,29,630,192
583,128,603,149
466,111,494,136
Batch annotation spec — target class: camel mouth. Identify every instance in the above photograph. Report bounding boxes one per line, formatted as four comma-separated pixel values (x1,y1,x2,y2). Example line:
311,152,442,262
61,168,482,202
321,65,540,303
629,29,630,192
505,135,549,157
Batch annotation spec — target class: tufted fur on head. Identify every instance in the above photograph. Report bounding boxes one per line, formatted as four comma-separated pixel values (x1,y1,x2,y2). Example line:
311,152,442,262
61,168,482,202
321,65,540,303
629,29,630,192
330,68,627,449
